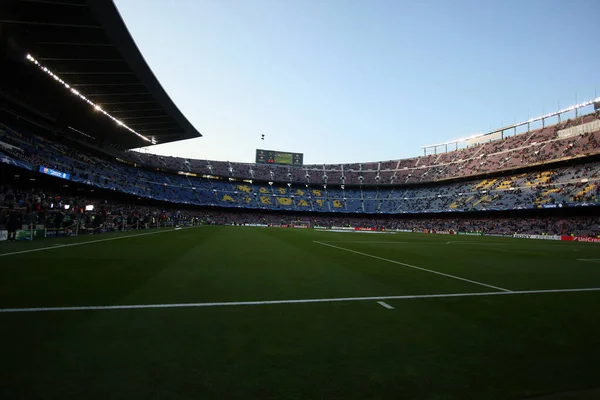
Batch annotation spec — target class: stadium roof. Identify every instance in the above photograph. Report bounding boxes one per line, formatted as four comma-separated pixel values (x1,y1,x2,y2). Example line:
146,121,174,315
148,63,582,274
0,0,201,149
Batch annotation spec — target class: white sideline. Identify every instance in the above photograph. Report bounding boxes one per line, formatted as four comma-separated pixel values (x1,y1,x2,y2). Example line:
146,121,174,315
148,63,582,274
1,287,599,313
314,240,512,292
320,241,410,244
578,259,600,262
0,228,191,257
446,241,509,246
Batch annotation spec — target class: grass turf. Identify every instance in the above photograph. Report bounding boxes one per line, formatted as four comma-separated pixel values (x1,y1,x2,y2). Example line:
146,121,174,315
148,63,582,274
1,226,600,399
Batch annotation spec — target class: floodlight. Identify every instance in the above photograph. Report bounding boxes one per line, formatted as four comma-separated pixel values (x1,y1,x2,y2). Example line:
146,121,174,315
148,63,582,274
24,53,153,144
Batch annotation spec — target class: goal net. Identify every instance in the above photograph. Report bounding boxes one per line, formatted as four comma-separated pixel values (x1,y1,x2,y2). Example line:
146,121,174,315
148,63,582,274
290,220,311,229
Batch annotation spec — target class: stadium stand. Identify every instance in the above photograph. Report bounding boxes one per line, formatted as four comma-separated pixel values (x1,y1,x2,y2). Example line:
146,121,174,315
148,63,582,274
1,116,600,218
0,184,195,237
112,110,600,186
2,178,599,238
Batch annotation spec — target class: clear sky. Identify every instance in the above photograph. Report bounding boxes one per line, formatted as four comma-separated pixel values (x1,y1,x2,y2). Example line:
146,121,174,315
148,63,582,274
114,0,600,164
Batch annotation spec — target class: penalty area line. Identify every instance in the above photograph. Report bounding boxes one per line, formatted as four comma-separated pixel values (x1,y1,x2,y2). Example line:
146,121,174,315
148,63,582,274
377,301,394,309
1,287,600,313
314,240,512,292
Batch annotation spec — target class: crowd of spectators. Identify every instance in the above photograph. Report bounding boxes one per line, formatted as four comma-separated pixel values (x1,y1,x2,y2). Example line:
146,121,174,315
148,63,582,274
2,118,600,215
0,185,193,236
160,210,600,237
2,184,599,238
1,109,600,225
119,110,600,185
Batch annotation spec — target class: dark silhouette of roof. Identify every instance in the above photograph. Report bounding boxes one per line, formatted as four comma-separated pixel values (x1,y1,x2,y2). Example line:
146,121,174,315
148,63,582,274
0,0,201,149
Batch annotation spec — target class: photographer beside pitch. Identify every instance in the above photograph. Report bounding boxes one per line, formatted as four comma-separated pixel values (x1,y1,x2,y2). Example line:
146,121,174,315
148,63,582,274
3,204,23,241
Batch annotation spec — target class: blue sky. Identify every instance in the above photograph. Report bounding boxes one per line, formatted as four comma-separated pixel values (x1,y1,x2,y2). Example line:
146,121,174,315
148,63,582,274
114,0,600,164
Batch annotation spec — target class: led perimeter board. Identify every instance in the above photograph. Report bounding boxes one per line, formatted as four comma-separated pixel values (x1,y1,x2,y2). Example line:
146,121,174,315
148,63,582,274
256,149,303,166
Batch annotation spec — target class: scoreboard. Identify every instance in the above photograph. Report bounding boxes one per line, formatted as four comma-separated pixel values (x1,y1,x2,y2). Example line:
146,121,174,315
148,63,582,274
256,149,303,166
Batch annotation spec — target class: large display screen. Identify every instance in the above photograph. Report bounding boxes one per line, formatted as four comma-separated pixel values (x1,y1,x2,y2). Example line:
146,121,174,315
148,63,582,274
256,149,303,166
39,165,70,180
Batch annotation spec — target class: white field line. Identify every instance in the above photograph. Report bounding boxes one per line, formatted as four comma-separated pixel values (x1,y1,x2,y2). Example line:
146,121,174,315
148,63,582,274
319,241,410,244
446,241,510,246
1,287,600,314
314,240,512,292
0,228,191,257
578,259,600,262
327,241,509,246
377,301,394,309
322,240,508,246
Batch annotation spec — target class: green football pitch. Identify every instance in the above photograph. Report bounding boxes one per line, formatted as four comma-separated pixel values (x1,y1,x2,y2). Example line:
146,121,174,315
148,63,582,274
1,226,600,399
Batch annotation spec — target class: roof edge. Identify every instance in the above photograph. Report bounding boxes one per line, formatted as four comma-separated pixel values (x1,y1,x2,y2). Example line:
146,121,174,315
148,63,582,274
86,0,201,146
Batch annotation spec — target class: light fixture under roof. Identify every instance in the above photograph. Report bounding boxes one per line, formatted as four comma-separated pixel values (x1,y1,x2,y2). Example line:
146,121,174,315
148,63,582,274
25,53,156,145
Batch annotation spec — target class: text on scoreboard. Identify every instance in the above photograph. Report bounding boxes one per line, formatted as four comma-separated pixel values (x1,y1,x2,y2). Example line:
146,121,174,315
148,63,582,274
256,149,303,166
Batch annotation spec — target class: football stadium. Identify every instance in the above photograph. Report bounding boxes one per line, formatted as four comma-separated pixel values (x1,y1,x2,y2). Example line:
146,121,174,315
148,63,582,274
1,1,600,399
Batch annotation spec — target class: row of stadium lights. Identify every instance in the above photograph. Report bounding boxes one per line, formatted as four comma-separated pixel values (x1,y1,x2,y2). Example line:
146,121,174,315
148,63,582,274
25,54,156,144
24,54,599,153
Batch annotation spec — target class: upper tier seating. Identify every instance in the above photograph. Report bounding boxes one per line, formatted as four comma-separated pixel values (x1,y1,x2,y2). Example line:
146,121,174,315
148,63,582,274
114,111,600,185
1,111,600,215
